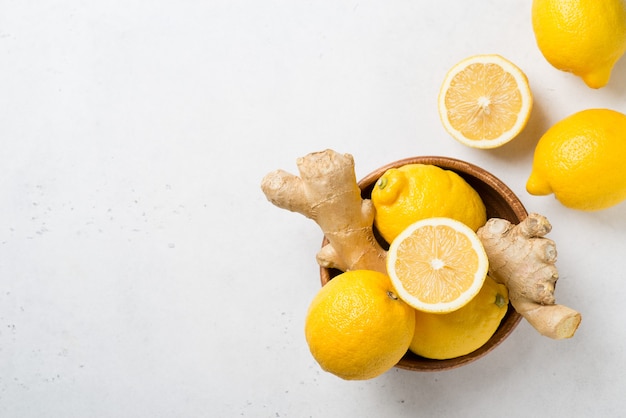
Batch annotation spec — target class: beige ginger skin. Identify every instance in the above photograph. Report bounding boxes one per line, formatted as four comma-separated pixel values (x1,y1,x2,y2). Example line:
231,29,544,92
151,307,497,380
261,150,387,273
261,149,581,339
477,215,581,339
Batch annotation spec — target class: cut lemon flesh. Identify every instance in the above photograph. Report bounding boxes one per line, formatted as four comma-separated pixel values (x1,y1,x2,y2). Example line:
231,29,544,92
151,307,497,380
386,217,489,313
438,54,533,149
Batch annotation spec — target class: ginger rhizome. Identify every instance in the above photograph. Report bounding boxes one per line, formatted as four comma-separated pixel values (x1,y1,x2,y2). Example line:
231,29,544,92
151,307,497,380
261,149,581,340
261,150,386,273
477,214,581,339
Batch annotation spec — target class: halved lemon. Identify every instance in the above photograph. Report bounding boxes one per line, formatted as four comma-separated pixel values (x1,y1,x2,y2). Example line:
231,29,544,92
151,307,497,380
386,217,489,313
438,54,533,149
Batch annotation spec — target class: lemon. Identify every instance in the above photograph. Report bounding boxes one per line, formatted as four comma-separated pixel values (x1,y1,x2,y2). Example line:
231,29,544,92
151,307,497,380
371,164,486,244
409,275,509,360
532,0,626,88
304,270,415,380
438,54,533,149
386,217,489,314
527,108,626,211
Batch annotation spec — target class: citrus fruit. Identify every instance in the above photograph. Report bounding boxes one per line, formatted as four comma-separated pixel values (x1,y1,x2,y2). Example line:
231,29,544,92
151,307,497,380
409,275,509,360
370,163,486,244
526,108,626,211
304,270,415,380
386,217,489,314
532,0,626,89
438,54,533,149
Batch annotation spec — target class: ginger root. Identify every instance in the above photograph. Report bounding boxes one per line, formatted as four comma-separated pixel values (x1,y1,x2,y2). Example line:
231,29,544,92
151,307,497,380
477,214,581,339
261,149,387,273
263,149,581,340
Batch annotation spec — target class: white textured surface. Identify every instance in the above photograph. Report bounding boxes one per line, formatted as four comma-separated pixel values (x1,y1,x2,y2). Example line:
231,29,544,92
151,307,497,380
2,1,626,417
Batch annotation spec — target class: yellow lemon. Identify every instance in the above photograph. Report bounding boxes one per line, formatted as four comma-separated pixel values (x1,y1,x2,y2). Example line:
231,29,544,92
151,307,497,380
527,108,626,210
386,217,489,314
304,270,415,380
438,54,533,149
371,164,486,244
409,275,509,360
532,0,626,88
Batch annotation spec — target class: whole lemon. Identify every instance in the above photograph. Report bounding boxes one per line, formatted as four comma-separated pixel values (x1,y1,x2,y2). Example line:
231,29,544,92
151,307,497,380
532,0,626,88
304,270,415,380
371,164,486,244
409,275,509,360
527,108,626,211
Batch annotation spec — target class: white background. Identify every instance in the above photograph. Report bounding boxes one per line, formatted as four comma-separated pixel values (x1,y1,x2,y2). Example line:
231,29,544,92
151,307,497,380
2,1,626,417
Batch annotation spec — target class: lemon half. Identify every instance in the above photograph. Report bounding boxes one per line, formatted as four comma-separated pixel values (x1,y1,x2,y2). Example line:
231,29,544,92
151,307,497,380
438,54,533,149
386,217,489,314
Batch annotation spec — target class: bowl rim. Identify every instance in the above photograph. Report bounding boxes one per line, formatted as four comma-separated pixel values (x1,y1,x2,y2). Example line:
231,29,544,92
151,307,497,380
319,155,526,372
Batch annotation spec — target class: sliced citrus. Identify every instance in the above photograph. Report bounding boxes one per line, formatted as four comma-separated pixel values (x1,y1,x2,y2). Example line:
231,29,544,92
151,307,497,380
438,54,533,149
386,217,489,313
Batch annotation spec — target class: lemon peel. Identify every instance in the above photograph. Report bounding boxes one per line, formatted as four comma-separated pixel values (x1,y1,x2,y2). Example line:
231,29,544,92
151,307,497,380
371,164,486,244
527,108,626,210
532,0,626,88
305,270,415,380
409,275,508,360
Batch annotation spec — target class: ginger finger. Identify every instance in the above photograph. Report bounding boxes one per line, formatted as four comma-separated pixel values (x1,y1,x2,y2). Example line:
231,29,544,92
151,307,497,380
518,212,552,237
477,213,581,339
261,149,387,273
514,300,582,340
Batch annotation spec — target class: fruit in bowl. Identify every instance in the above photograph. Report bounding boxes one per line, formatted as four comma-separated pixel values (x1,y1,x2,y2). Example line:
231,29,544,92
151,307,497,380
262,150,580,378
320,155,526,372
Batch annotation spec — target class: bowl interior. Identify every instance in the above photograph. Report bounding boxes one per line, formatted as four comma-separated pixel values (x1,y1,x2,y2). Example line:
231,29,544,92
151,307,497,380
320,156,526,372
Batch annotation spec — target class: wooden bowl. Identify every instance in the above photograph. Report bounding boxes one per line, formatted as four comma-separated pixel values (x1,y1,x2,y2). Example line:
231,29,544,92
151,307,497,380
320,156,526,372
